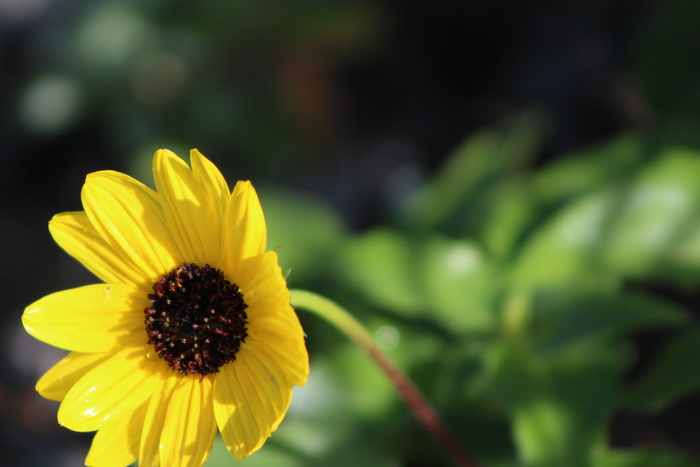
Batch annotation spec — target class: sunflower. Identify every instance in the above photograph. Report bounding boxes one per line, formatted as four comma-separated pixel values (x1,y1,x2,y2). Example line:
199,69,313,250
22,149,309,467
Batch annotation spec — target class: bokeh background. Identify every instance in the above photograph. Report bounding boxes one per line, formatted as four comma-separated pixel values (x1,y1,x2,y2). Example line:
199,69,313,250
4,1,700,466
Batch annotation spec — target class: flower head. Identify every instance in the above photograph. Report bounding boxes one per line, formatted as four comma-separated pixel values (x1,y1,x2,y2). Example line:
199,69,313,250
22,149,309,466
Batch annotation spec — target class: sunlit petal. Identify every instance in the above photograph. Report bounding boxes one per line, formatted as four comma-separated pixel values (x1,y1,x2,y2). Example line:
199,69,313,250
49,212,146,287
242,253,309,386
139,368,180,467
160,376,217,467
245,325,309,389
23,284,145,353
190,148,230,261
81,170,178,281
222,181,267,275
239,347,294,431
190,149,229,203
213,363,268,460
153,149,224,265
235,251,288,302
59,346,162,432
85,399,147,467
36,352,111,402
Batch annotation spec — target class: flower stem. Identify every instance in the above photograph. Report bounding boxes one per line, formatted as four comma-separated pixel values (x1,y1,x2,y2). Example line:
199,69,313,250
290,289,480,467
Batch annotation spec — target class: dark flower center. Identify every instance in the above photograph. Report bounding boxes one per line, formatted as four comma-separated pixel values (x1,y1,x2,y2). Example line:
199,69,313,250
144,263,248,377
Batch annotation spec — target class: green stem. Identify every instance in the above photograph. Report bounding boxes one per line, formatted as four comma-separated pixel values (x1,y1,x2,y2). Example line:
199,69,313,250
290,289,480,467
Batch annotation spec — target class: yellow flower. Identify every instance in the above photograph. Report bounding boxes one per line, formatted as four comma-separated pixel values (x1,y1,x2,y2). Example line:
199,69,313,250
22,149,309,467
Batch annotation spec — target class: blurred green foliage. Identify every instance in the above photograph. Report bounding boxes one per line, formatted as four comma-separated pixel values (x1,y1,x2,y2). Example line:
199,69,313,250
262,115,700,466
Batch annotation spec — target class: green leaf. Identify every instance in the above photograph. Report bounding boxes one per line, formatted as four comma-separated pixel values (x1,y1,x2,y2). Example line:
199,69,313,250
338,229,426,315
514,342,625,467
341,230,500,329
262,189,345,284
481,176,538,260
479,337,546,409
407,112,544,230
600,148,700,279
511,188,618,289
531,291,689,351
483,338,626,467
533,132,644,204
513,147,700,288
420,236,496,332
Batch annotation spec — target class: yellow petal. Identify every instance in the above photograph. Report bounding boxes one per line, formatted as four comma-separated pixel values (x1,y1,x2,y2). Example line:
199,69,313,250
59,345,162,432
139,369,181,467
214,361,277,460
213,365,264,460
246,322,308,388
85,399,147,467
241,347,294,431
37,352,111,402
241,253,309,386
244,318,309,387
222,181,267,276
235,251,287,302
160,376,217,467
191,149,230,261
190,149,230,211
81,170,178,282
153,149,223,266
23,284,146,353
49,212,146,287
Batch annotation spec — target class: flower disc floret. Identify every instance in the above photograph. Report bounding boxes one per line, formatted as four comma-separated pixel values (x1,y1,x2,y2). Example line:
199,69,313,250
145,263,248,377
